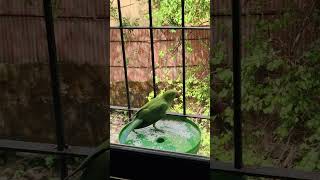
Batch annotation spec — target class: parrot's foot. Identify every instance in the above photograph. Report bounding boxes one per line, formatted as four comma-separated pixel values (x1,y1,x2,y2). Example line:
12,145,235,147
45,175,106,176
153,124,164,133
133,129,138,133
155,129,164,133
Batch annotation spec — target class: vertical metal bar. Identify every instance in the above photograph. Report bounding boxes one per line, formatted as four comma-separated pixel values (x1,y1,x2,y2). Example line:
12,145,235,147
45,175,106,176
231,0,242,169
43,0,67,179
148,0,157,97
181,0,186,115
117,0,131,117
209,0,215,165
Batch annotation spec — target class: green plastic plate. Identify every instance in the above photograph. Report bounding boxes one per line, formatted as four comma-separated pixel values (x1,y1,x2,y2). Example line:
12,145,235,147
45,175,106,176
119,115,201,154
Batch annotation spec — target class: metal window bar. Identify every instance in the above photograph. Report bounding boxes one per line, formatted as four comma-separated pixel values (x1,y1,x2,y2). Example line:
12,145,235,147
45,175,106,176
232,0,243,169
0,10,291,20
110,105,210,120
209,0,243,172
181,0,187,115
43,0,67,178
148,0,157,97
110,26,210,30
117,0,132,118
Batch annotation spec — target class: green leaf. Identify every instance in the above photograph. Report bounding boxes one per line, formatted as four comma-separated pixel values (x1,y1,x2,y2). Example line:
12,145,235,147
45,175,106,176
159,50,165,58
266,59,283,71
187,46,193,53
217,68,232,82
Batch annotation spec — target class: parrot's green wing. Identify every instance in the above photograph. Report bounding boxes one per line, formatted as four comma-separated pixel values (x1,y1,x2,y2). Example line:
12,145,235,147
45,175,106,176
117,101,156,144
130,91,175,122
129,96,160,119
64,140,109,180
119,101,168,143
135,101,168,128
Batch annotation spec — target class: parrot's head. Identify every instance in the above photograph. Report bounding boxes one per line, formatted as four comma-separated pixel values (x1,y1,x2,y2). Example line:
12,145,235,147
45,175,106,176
162,89,179,102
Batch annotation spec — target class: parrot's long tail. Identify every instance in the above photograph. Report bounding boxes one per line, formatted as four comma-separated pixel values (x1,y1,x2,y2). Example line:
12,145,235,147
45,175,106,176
119,119,143,144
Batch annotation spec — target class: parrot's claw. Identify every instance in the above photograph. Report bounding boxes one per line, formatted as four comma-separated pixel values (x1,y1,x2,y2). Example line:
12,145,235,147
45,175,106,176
153,124,164,133
155,129,165,133
133,129,138,133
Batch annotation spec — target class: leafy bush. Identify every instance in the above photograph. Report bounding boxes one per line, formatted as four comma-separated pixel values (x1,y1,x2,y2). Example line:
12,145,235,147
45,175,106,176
151,0,320,170
152,0,210,26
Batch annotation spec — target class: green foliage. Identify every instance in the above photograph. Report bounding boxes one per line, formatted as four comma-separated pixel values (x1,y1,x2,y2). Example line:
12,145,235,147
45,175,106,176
110,0,140,27
211,27,320,170
211,132,233,162
45,155,56,168
152,0,210,26
13,169,25,178
242,39,320,135
26,155,57,169
110,0,118,22
296,148,320,171
150,0,320,169
198,123,210,156
213,10,320,170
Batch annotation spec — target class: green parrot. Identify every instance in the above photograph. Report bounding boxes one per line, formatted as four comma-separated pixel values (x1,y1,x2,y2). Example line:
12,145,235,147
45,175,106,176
64,139,109,180
119,89,179,144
